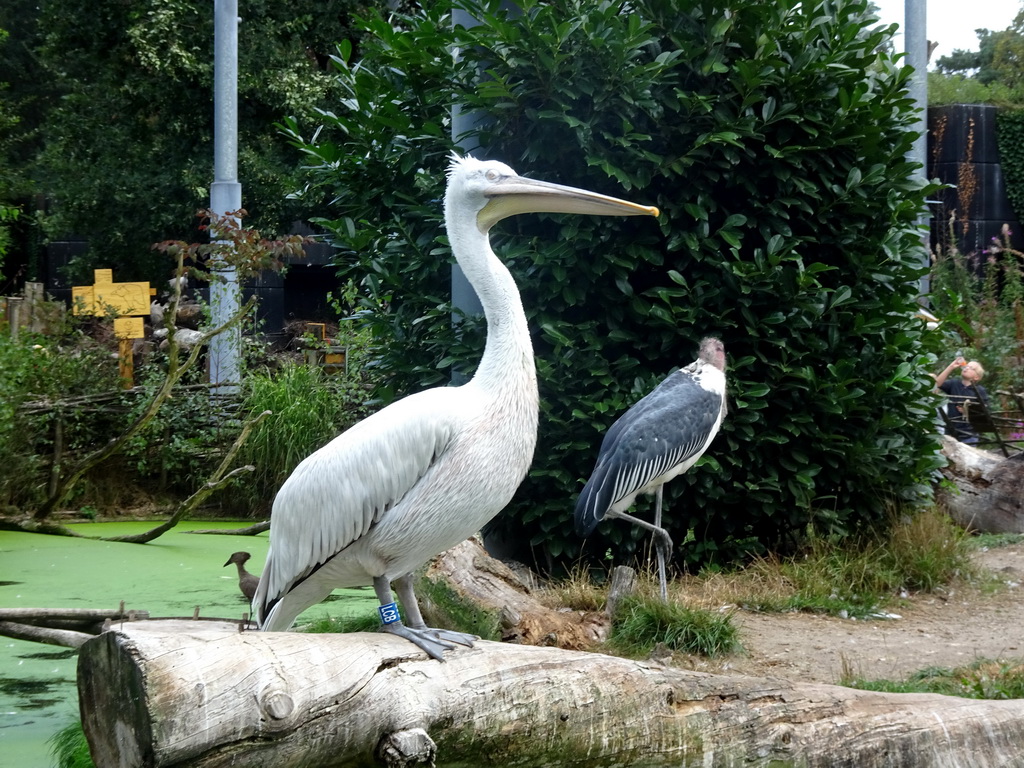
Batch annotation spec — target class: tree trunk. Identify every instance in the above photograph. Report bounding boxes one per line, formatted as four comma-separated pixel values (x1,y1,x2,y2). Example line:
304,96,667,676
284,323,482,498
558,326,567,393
77,628,1024,768
937,435,1024,533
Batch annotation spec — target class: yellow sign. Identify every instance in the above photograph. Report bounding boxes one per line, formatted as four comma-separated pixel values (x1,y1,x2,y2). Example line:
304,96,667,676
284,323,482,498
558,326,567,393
72,269,150,318
113,317,145,340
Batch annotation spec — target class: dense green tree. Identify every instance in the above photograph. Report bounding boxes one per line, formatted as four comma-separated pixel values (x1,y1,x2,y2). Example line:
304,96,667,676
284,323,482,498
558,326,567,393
13,0,370,284
934,9,1024,91
290,0,943,569
992,10,1024,91
0,26,23,281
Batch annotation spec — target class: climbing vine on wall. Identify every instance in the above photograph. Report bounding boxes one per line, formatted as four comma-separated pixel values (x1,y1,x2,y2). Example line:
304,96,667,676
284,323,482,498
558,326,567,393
996,109,1024,225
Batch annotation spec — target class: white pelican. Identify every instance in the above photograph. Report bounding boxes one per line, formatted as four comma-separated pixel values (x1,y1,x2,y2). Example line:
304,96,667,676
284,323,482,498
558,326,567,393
253,154,659,659
574,337,727,601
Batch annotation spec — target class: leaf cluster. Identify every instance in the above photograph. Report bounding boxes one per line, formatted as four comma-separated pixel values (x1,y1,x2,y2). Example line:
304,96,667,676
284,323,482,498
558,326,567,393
291,0,944,570
997,109,1024,235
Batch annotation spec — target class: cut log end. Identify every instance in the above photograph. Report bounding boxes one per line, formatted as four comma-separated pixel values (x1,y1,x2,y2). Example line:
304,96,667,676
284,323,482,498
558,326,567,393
78,632,152,768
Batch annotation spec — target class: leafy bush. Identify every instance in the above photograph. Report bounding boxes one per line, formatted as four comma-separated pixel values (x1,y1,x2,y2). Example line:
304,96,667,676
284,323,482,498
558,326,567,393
290,0,942,569
0,321,120,508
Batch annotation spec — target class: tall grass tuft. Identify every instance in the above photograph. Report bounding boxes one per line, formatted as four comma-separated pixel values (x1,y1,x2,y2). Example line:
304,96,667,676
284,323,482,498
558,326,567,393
608,596,739,658
233,362,376,514
300,612,382,634
49,721,95,768
541,563,607,612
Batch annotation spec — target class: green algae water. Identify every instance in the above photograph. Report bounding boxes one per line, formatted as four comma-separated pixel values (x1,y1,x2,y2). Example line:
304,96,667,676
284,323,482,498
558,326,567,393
0,521,377,767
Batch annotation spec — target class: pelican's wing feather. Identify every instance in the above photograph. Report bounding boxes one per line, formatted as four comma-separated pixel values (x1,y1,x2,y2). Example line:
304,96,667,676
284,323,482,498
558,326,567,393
259,388,461,605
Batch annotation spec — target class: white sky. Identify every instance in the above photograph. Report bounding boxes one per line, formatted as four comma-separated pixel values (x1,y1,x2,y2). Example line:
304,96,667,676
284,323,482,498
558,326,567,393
872,0,1022,67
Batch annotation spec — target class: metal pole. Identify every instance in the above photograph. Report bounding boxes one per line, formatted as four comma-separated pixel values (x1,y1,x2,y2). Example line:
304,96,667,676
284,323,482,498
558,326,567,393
905,0,927,178
210,0,242,393
449,5,521,383
905,0,930,295
450,7,485,329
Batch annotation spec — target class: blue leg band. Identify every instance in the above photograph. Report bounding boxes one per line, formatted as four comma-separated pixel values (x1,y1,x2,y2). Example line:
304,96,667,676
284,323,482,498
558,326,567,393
378,601,401,625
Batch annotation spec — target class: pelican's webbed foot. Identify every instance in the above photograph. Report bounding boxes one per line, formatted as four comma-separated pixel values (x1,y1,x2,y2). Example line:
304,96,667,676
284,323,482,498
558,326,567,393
380,621,477,661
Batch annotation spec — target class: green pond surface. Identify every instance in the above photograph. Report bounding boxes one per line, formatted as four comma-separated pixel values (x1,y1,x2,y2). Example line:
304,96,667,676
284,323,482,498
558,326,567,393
0,520,378,767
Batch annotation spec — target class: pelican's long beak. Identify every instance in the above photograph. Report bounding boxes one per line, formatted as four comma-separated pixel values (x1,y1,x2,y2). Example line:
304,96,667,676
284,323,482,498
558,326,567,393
478,175,659,232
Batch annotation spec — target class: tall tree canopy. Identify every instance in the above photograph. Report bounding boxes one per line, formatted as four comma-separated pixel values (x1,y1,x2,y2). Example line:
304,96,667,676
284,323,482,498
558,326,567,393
0,0,371,284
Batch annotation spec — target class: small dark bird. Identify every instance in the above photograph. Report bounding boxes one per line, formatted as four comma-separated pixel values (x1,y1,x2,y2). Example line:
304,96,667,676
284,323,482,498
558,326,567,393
224,551,260,602
574,337,728,601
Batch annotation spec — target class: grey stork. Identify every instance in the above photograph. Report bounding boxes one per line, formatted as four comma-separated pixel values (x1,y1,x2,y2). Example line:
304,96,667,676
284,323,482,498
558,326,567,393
251,154,659,659
574,337,727,601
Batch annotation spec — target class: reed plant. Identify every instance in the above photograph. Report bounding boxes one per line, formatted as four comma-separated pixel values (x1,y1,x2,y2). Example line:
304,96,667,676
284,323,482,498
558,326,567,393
232,360,377,515
49,721,94,768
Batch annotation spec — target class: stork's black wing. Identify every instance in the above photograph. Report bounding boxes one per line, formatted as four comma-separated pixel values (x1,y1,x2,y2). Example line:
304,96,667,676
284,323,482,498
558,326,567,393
574,368,722,537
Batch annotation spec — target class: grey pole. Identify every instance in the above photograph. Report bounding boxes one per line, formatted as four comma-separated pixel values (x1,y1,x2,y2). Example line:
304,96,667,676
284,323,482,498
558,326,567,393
904,0,930,295
209,0,242,393
450,5,522,383
450,7,485,326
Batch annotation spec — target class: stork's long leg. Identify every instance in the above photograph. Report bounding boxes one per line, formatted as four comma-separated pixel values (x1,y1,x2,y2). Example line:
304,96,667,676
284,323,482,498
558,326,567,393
609,502,672,602
372,575,477,661
653,485,668,602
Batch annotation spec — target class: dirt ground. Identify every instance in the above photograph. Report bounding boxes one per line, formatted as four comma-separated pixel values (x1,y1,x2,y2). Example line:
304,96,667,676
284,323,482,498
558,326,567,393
678,542,1024,685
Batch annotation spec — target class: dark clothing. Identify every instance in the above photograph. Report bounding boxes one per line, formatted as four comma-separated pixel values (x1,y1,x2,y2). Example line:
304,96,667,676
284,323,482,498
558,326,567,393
939,378,990,444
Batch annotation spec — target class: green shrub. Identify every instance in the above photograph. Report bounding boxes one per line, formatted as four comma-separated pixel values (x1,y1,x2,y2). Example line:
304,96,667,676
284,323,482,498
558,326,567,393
0,324,120,508
290,0,943,569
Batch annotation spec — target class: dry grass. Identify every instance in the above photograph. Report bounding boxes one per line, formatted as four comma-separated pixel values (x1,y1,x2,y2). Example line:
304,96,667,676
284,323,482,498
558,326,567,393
546,507,982,622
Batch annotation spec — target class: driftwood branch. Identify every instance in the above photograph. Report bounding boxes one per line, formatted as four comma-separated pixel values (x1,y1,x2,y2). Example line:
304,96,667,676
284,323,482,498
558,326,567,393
77,629,1024,768
0,607,253,649
0,621,94,648
0,606,148,648
184,520,271,536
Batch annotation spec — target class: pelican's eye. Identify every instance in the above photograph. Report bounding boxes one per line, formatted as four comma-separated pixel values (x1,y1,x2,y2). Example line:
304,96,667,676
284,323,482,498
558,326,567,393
485,169,500,182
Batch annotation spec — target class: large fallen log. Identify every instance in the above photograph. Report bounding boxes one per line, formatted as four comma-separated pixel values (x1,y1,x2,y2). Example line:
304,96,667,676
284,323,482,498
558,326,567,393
937,435,1024,533
78,629,1024,768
